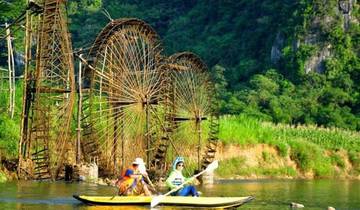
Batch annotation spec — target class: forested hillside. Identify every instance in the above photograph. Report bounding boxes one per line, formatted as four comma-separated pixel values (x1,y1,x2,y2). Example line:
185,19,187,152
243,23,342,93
1,0,360,130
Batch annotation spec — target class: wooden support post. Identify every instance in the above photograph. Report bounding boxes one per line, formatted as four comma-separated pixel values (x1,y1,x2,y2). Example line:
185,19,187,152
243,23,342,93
196,119,201,170
121,106,124,174
146,95,150,166
113,107,118,174
197,114,202,171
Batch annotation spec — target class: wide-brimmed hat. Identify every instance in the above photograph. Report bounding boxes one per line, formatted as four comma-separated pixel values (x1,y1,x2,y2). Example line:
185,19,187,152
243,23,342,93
132,157,145,165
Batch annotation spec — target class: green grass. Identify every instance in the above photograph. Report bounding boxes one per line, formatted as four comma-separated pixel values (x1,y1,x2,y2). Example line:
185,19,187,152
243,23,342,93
220,115,360,151
220,115,271,145
348,151,360,175
219,115,360,177
288,139,333,177
216,157,246,177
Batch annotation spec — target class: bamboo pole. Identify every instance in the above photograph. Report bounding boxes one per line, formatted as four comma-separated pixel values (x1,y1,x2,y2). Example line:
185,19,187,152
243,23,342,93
18,2,31,177
6,22,11,116
5,22,15,118
196,115,201,170
76,56,83,164
11,28,15,119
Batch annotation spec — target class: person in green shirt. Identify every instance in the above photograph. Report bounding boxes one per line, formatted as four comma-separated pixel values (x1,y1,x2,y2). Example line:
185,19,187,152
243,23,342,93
165,157,199,196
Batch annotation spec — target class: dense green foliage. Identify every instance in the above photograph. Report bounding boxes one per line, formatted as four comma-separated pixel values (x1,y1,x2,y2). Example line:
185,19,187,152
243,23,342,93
0,0,26,53
0,0,25,22
67,0,360,130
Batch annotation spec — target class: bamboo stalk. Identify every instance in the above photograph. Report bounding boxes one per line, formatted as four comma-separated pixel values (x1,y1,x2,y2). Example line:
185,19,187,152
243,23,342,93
18,1,32,177
76,56,83,164
5,22,14,118
10,25,15,119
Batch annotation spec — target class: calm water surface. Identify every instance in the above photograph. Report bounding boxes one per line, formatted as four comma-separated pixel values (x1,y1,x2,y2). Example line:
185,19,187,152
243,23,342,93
0,179,359,210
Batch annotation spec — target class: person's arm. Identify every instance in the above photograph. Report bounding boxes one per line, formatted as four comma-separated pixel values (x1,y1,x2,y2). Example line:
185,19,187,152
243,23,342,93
184,175,197,185
124,169,133,177
187,177,200,185
166,171,177,189
126,169,142,179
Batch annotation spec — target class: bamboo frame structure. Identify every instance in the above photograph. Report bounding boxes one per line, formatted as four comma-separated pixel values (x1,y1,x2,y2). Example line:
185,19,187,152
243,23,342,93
18,0,75,180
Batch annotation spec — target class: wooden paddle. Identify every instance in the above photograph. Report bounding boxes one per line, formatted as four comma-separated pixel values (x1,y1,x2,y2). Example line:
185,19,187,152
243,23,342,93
150,160,219,208
110,179,123,200
143,174,158,194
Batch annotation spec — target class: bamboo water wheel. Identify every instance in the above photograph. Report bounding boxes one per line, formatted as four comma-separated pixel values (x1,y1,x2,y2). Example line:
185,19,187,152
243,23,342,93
80,19,166,175
149,52,219,177
168,52,219,170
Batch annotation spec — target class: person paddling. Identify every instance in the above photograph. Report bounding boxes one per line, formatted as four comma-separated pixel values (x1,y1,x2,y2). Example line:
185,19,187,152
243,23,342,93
116,158,152,196
165,156,199,197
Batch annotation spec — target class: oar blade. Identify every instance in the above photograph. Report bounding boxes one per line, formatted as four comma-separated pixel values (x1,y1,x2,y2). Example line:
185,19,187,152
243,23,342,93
205,160,219,172
151,195,165,208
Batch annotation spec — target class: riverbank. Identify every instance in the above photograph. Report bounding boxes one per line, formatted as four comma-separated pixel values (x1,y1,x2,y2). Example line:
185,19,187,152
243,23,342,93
1,144,358,182
215,143,360,180
214,115,360,179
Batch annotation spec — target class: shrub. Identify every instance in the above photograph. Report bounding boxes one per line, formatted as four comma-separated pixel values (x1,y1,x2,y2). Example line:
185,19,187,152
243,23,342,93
348,150,360,172
216,157,246,177
288,139,333,177
330,153,345,169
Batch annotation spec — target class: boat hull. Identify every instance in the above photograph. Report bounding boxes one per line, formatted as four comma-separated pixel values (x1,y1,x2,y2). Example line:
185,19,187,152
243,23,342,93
73,195,254,208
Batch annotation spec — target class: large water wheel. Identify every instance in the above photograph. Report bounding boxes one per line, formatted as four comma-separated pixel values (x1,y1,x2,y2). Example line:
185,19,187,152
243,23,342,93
18,0,75,180
150,52,219,174
80,19,166,176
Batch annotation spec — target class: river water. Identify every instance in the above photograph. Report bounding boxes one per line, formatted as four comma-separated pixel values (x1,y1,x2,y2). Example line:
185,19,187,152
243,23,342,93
0,179,359,210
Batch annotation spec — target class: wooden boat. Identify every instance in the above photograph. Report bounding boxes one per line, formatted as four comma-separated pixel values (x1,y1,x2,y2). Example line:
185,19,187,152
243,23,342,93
73,195,254,208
